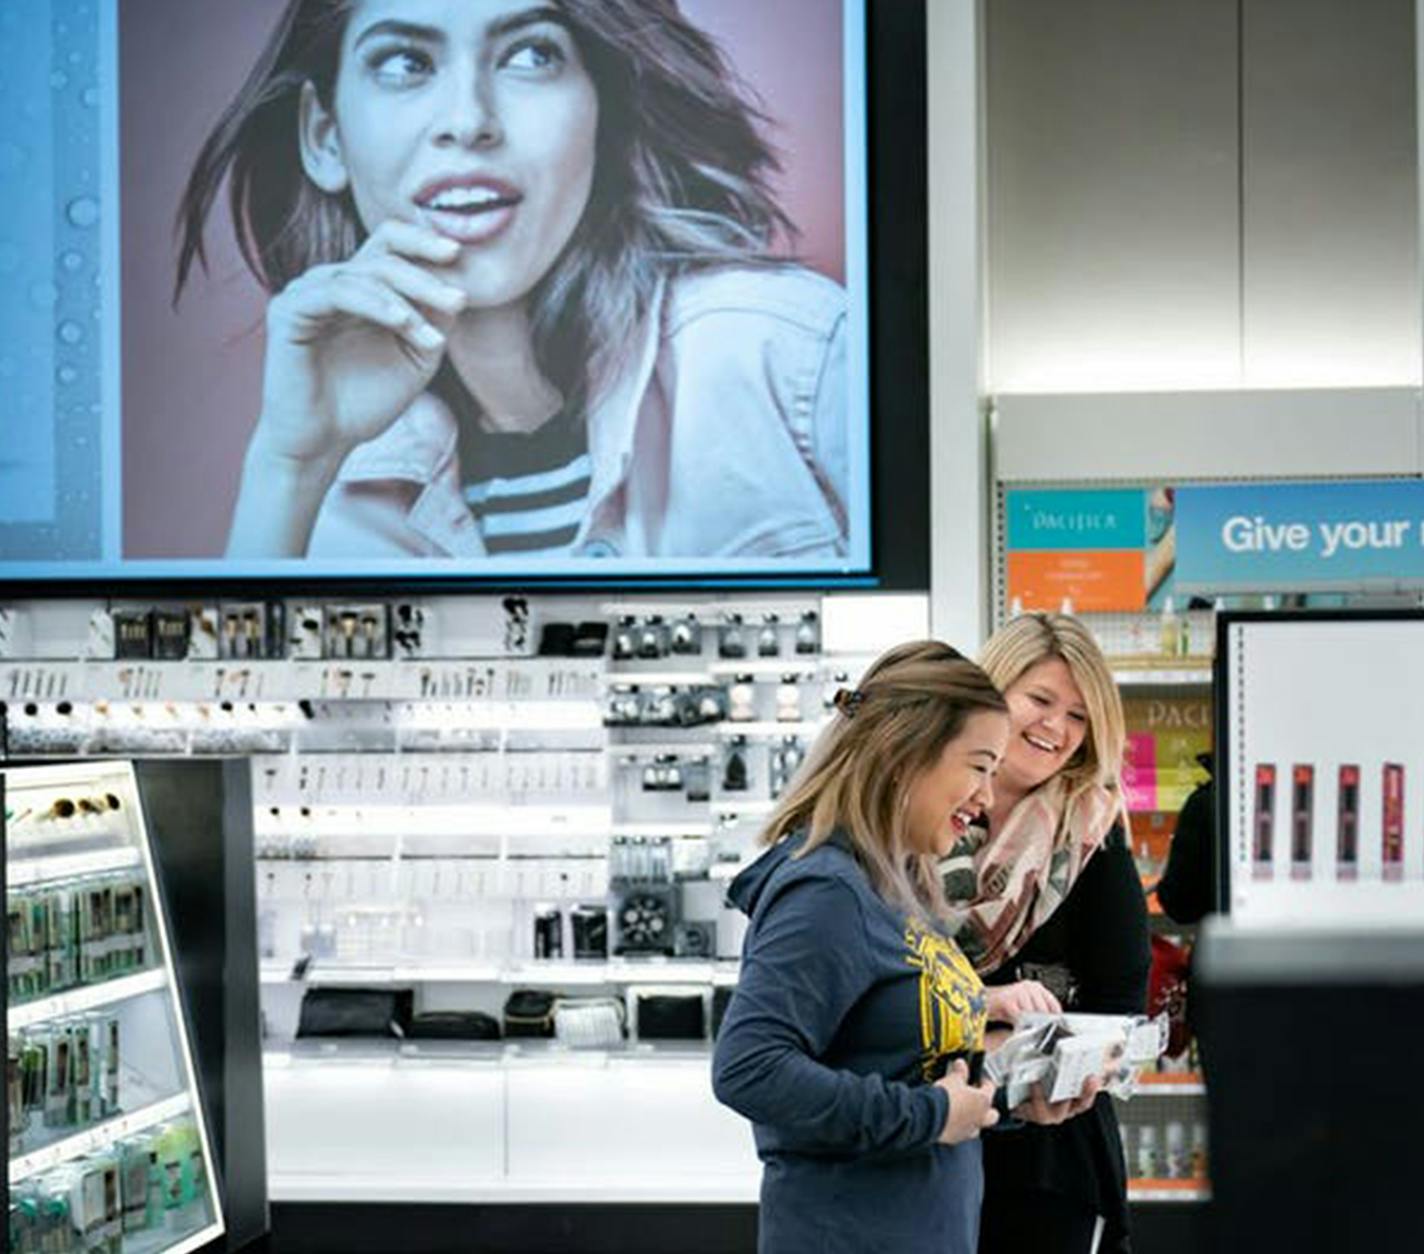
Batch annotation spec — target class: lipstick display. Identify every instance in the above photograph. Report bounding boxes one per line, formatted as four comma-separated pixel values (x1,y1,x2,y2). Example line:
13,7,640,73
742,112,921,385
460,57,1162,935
1290,765,1313,880
1382,762,1405,882
1336,764,1359,881
1252,764,1275,880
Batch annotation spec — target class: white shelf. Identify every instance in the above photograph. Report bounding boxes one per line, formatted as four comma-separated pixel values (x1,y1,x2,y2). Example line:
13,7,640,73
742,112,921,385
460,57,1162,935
608,741,716,760
266,958,737,988
262,962,507,986
256,803,612,839
1110,666,1212,686
609,821,713,838
715,720,826,737
9,1091,192,1184
707,659,822,676
710,800,776,817
8,967,169,1030
5,844,141,887
269,1174,759,1204
508,960,718,986
1128,1182,1211,1203
604,669,714,686
0,660,605,707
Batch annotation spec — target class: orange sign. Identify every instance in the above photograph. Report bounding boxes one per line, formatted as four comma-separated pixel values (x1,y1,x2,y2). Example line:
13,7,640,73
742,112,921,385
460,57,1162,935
1006,550,1146,612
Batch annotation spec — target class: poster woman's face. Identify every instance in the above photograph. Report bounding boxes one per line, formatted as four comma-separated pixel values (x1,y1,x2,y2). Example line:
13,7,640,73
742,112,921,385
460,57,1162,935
301,0,599,308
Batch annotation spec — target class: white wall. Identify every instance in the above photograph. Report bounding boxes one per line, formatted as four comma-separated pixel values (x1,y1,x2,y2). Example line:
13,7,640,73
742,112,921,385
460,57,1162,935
928,0,989,649
926,0,1422,645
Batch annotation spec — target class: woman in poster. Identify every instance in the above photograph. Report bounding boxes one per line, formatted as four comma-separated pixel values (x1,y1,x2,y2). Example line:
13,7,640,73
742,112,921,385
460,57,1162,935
175,0,849,562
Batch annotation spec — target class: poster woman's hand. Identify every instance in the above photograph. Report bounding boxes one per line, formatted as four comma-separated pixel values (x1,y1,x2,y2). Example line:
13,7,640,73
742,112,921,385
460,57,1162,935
255,220,465,462
228,221,465,558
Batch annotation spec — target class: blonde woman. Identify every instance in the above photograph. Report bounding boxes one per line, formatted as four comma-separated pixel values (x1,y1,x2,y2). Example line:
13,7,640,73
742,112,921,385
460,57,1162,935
946,614,1150,1254
712,641,1095,1254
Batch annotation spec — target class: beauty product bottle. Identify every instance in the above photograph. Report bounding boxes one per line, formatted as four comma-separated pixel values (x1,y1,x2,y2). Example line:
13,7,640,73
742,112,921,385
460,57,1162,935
1135,1124,1161,1180
1158,597,1181,659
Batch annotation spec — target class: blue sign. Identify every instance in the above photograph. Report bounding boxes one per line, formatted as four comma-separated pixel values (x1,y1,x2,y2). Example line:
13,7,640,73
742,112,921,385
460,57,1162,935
1176,481,1424,592
1005,489,1146,552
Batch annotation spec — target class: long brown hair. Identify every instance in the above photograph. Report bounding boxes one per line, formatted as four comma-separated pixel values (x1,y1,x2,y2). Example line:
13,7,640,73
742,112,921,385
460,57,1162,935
761,641,1008,922
174,0,795,414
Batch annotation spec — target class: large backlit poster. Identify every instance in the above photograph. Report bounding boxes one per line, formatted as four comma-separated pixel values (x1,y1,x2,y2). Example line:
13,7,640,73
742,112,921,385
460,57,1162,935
0,0,870,580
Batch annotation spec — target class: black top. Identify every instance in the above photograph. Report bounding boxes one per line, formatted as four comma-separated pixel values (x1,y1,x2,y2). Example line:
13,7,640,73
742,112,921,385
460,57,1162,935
431,361,592,555
980,824,1151,1241
1156,755,1216,926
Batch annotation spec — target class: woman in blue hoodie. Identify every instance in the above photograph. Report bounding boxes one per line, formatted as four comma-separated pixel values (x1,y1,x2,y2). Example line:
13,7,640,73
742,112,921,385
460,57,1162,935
713,641,1098,1254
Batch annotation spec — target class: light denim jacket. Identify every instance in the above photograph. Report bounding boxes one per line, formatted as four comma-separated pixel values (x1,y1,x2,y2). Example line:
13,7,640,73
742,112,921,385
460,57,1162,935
307,265,849,560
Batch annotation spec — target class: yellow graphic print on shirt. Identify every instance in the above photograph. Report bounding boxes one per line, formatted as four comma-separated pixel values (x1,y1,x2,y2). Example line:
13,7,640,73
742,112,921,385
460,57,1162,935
904,916,987,1080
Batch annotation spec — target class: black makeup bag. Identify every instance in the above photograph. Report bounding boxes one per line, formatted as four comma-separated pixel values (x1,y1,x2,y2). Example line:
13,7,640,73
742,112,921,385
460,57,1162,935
296,988,415,1039
407,1011,502,1041
635,991,706,1041
503,988,558,1039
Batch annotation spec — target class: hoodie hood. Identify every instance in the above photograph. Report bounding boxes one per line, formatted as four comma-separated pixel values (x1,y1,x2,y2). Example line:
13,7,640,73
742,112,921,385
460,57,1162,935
727,830,855,917
727,838,797,917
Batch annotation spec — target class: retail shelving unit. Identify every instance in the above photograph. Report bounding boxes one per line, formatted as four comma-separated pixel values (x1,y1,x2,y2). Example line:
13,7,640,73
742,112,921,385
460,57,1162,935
5,761,225,1253
991,389,1424,1240
0,591,907,1205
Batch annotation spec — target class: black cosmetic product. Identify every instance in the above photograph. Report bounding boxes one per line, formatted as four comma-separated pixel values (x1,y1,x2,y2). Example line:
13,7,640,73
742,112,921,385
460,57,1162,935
1253,764,1275,880
1290,764,1314,880
571,905,608,959
1336,764,1359,880
533,907,563,959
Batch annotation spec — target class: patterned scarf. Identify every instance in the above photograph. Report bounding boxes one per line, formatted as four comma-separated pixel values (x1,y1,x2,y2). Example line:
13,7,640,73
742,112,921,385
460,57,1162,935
941,775,1119,975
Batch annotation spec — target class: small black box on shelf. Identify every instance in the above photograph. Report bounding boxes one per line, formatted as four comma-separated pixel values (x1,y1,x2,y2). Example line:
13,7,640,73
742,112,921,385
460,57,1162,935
152,610,191,660
112,610,154,659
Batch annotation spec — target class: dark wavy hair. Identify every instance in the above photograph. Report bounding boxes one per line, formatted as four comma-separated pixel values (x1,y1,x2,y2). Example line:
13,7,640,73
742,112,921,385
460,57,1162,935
174,0,796,410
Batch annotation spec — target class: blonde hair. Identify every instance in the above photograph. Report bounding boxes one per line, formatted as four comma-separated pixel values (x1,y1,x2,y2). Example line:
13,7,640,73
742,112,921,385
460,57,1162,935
760,640,1007,922
978,613,1128,823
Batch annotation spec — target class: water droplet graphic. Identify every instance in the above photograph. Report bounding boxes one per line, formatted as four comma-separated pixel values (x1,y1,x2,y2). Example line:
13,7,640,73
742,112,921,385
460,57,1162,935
57,364,79,385
66,197,99,228
28,281,58,310
60,250,83,272
81,86,99,109
50,70,69,91
57,320,83,346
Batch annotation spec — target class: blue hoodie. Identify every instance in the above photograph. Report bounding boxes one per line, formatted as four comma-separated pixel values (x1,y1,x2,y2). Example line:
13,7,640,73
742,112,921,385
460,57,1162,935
712,832,988,1254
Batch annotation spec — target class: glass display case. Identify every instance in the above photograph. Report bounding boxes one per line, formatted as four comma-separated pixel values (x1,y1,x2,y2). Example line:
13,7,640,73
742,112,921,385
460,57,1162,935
6,761,225,1253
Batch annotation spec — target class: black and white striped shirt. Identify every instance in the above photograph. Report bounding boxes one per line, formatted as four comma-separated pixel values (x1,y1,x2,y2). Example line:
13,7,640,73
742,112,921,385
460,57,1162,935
459,407,591,556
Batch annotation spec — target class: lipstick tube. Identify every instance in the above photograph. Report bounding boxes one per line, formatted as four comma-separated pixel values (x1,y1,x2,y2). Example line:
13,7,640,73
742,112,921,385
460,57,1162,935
1253,764,1275,880
1336,764,1359,881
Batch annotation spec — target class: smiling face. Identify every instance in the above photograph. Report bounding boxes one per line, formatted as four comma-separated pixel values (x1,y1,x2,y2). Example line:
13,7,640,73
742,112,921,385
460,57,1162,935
299,0,599,308
998,657,1090,795
903,710,1009,859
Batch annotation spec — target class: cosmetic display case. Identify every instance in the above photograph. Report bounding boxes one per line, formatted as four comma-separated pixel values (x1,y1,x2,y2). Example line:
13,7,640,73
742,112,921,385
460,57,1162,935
5,761,226,1253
